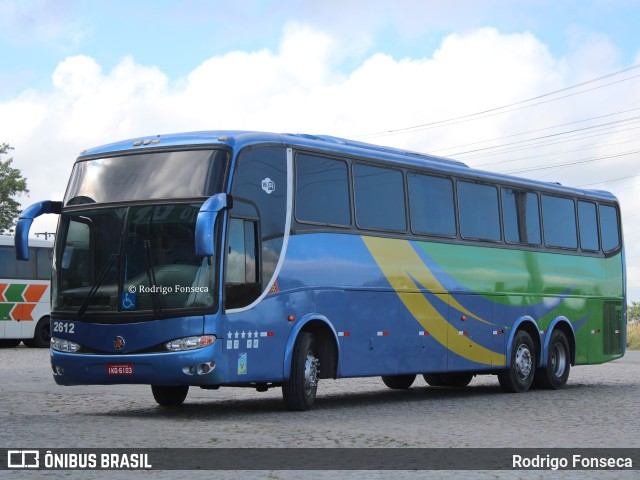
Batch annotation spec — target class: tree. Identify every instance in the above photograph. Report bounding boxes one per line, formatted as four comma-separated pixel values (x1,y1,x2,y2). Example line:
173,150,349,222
629,301,640,324
0,143,29,235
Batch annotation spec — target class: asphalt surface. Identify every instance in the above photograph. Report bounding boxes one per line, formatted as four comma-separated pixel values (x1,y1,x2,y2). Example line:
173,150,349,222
1,346,638,479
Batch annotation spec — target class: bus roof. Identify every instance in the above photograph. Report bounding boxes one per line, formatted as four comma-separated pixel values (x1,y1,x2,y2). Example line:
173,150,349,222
78,130,618,203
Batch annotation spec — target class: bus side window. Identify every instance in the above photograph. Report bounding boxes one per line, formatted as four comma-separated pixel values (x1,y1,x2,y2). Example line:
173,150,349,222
296,154,351,226
600,204,620,253
0,245,15,277
231,146,287,289
458,181,501,241
408,173,456,237
353,163,406,232
225,217,260,310
36,247,53,280
501,189,541,245
541,195,578,249
578,201,599,252
61,220,91,288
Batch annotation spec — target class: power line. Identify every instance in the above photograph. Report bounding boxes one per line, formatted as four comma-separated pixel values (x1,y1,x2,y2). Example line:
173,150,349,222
577,172,640,187
501,149,640,174
433,106,640,156
355,63,640,139
461,123,640,162
452,115,640,158
472,134,640,168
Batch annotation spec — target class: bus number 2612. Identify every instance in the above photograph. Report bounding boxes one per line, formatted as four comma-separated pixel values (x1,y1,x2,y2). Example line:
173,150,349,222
53,321,75,334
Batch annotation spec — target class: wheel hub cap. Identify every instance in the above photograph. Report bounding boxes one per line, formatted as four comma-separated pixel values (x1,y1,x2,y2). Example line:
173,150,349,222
551,343,567,378
515,344,532,380
304,355,320,396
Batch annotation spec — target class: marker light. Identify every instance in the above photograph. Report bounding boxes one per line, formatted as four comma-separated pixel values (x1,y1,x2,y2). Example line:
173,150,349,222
51,337,80,353
165,335,216,352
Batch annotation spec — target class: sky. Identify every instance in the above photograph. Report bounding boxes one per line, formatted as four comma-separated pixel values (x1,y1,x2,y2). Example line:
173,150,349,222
1,0,640,299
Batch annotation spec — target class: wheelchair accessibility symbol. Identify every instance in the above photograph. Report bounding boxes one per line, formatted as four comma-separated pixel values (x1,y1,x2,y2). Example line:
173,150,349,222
121,292,136,310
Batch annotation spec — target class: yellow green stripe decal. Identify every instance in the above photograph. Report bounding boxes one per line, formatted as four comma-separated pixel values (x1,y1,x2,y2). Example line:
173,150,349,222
363,236,506,366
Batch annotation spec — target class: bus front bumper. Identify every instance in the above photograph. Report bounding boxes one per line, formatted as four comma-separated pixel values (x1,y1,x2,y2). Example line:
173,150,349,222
50,345,224,386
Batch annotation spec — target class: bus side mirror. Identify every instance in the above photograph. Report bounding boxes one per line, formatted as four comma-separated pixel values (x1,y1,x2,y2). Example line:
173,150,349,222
15,200,62,261
195,193,233,257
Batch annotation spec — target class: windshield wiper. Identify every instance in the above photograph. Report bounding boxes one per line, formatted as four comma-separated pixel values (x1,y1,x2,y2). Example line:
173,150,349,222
77,253,119,317
143,239,161,314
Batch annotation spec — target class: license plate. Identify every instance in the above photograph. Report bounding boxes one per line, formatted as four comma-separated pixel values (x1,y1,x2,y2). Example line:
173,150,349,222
106,364,134,376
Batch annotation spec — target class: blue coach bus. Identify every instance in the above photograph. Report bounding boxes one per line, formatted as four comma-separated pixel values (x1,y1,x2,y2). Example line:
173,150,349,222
16,131,625,410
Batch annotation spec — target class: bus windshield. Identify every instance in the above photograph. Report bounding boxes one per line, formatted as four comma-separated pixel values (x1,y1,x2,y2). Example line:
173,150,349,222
53,203,217,316
64,149,228,205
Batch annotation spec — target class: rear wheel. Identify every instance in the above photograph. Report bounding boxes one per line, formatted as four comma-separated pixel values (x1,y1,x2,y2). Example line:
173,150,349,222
381,374,416,389
0,339,21,348
423,373,472,387
498,330,536,393
23,316,51,348
534,330,570,389
282,332,320,411
151,385,189,406
423,374,444,387
439,373,473,388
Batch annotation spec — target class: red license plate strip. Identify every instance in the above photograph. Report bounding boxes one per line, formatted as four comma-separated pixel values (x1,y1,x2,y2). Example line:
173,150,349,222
106,364,134,376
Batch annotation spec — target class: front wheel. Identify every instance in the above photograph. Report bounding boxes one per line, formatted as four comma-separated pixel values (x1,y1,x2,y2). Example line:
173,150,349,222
282,332,320,411
382,374,416,389
498,330,536,393
151,385,189,406
534,330,571,389
23,316,51,348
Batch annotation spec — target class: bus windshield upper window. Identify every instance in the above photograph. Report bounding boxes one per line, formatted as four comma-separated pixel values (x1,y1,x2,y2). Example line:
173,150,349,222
64,149,228,205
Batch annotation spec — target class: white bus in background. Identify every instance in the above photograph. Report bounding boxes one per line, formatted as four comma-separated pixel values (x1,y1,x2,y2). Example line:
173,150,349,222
0,235,52,347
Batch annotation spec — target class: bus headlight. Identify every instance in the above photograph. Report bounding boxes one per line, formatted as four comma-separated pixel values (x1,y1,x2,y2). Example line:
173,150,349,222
165,335,216,352
51,337,81,353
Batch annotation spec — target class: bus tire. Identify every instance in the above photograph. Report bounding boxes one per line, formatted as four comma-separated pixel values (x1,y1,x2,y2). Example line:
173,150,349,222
423,374,444,386
498,330,536,393
151,385,189,406
439,373,473,388
534,330,571,389
282,332,320,411
23,316,51,348
381,374,416,389
0,339,21,348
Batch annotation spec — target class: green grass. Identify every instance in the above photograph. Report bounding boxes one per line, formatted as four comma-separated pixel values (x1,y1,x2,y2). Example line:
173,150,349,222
628,323,640,350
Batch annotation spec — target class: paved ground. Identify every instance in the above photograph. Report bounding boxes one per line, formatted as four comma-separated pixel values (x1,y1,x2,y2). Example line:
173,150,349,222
1,346,638,479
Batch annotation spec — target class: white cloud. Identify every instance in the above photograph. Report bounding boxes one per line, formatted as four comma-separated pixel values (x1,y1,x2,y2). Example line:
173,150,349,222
1,23,639,297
